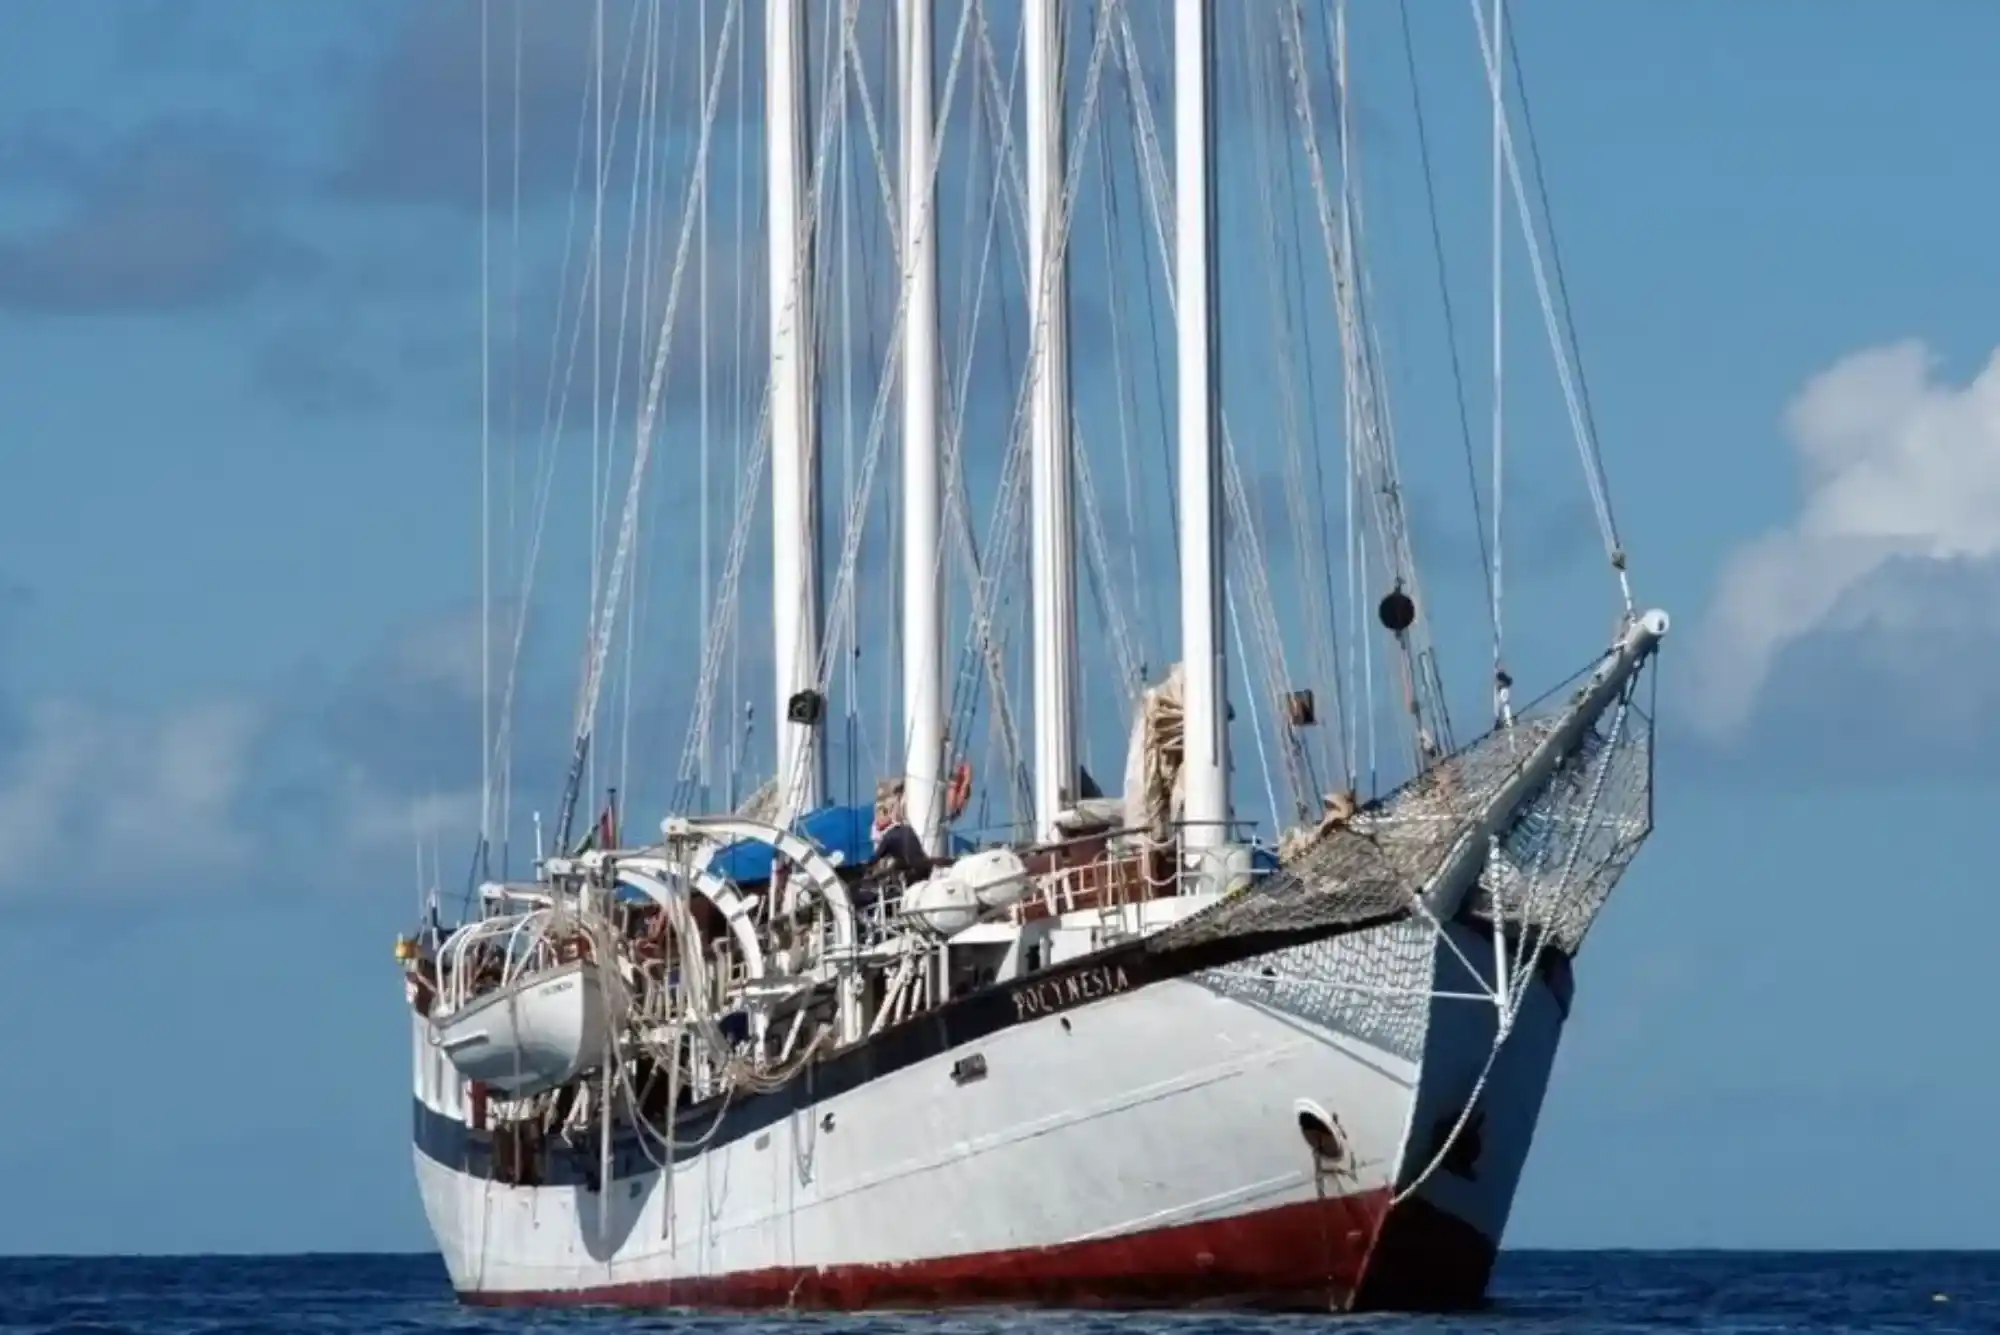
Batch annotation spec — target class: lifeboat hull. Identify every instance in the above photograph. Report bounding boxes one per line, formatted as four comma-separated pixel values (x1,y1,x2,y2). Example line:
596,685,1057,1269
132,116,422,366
429,961,610,1098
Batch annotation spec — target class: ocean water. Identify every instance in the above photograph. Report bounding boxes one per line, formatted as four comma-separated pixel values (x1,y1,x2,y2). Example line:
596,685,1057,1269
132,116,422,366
1,1253,1992,1335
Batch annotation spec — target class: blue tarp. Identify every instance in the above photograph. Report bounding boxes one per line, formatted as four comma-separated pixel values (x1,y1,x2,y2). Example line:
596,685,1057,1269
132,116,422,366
710,803,879,882
705,803,981,883
609,803,972,894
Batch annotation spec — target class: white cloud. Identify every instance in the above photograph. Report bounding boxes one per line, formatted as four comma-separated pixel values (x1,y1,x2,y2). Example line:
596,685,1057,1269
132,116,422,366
334,768,480,857
317,602,501,863
0,697,261,897
1689,340,2000,737
0,690,485,901
0,599,524,902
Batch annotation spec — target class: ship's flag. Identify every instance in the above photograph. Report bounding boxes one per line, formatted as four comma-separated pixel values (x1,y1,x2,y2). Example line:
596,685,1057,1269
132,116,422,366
570,802,618,856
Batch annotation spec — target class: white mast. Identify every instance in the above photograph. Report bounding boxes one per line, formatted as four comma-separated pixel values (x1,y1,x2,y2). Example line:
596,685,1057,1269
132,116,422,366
1175,0,1230,870
899,0,946,854
768,0,821,819
698,0,713,797
1026,0,1077,842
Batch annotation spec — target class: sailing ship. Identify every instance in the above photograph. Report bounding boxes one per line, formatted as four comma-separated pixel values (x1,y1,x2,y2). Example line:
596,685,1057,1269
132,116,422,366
397,0,1665,1311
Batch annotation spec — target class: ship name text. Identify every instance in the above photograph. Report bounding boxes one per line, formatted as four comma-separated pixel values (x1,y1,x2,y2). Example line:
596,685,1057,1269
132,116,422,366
1012,963,1133,1021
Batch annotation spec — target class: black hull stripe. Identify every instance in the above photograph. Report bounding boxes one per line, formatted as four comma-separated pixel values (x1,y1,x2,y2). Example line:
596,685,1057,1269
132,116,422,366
414,908,1411,1188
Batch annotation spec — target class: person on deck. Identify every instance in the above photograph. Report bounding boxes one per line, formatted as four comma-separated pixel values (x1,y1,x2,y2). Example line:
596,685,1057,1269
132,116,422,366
872,821,933,883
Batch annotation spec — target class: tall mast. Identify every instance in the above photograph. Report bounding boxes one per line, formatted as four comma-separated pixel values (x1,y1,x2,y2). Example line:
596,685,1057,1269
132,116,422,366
1026,0,1077,842
1175,0,1230,867
899,0,945,854
698,0,713,798
767,0,821,819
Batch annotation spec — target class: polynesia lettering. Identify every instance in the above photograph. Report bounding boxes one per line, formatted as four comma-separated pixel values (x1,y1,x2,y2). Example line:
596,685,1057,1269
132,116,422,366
1011,963,1132,1020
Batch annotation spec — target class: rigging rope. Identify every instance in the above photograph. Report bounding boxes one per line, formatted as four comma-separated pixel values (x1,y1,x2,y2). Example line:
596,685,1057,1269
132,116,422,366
1283,0,1454,769
487,0,603,884
479,0,493,881
1245,5,1344,796
1467,0,1629,607
1397,0,1498,709
560,0,741,844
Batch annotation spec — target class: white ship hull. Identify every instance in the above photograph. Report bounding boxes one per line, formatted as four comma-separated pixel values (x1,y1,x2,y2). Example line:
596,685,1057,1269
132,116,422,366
410,915,1570,1311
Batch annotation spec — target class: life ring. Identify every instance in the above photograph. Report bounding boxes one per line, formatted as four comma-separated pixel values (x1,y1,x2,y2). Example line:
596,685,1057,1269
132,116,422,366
945,758,973,821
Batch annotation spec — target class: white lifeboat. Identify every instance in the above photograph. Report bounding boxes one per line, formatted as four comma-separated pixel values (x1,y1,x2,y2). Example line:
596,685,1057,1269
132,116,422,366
428,960,609,1097
901,847,1032,938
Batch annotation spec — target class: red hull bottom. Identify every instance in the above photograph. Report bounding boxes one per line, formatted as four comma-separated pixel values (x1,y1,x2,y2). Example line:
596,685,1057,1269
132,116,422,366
457,1189,1497,1314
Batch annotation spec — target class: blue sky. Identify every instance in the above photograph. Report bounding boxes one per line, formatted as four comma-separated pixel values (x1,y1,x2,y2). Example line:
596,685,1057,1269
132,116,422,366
3,0,1999,1255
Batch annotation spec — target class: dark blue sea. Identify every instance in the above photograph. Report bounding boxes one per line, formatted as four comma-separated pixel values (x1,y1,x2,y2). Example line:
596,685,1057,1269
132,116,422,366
2,1253,1993,1335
